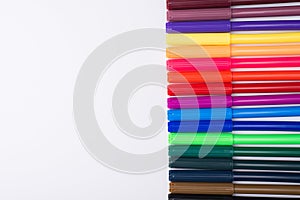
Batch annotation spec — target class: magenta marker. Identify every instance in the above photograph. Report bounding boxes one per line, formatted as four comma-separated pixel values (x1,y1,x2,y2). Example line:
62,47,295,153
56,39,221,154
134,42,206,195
168,94,300,109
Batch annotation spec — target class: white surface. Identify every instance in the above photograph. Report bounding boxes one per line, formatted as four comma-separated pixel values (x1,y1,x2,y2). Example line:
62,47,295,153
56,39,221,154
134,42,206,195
0,0,167,200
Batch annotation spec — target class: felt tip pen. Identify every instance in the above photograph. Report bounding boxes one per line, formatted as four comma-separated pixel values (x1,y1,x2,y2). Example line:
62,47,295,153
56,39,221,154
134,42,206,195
169,194,296,200
167,0,300,10
168,71,300,83
168,121,300,133
169,133,300,145
169,157,300,171
169,170,300,183
167,6,300,22
167,20,300,33
167,57,300,71
168,82,300,96
168,95,300,109
169,145,300,158
167,44,300,58
168,107,300,121
169,182,300,195
166,32,300,46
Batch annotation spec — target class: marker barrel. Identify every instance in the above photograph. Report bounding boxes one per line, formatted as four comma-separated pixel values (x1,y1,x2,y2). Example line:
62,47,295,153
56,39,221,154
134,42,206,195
168,82,300,96
168,107,300,121
168,121,300,132
170,182,300,195
167,6,300,21
168,94,300,109
167,57,300,71
169,194,295,200
168,71,300,83
167,45,300,58
167,0,300,10
169,133,300,145
170,158,300,171
166,32,300,46
169,170,300,183
166,20,300,33
169,146,300,157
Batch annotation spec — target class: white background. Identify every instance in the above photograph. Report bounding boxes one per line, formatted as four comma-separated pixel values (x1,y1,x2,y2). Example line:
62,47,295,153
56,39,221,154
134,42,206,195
0,0,167,199
2,1,300,200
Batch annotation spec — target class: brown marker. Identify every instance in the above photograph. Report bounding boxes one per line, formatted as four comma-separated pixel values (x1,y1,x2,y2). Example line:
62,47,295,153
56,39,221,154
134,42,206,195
170,182,300,195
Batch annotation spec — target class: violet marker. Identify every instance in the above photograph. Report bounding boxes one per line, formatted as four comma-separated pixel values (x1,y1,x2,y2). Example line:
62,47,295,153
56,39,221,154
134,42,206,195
167,6,300,22
167,0,300,10
168,94,300,109
166,20,300,33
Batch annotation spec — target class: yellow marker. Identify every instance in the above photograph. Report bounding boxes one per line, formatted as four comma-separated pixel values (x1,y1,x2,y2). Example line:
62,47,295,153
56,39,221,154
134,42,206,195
166,44,300,58
166,32,300,46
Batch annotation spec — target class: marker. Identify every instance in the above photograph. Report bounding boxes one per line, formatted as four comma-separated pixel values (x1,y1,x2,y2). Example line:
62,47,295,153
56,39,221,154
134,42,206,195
169,133,300,145
169,145,300,157
168,82,300,96
167,0,300,10
168,71,300,83
170,170,300,183
168,107,300,120
167,20,300,33
167,6,300,21
166,32,300,46
169,157,300,171
169,194,296,200
170,182,300,195
168,121,300,132
167,57,300,71
168,95,300,109
167,44,300,58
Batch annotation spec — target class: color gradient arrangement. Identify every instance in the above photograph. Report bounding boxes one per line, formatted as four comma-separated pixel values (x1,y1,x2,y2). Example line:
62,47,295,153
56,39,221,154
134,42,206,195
167,0,300,199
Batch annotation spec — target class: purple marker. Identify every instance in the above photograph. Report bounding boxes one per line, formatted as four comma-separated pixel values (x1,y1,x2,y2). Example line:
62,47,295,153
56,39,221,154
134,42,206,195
168,94,300,109
166,20,300,33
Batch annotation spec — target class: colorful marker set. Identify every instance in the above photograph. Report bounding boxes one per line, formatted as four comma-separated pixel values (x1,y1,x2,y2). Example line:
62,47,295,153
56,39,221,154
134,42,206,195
167,1,300,199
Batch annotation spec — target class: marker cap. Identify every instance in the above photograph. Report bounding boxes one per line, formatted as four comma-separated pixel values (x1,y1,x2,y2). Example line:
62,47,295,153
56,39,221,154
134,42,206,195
168,145,234,158
169,133,300,145
170,158,300,171
167,32,300,46
167,0,300,10
167,0,231,10
169,145,300,157
169,121,300,132
168,120,233,132
167,6,300,22
168,96,232,109
167,8,231,21
166,20,300,33
167,58,231,71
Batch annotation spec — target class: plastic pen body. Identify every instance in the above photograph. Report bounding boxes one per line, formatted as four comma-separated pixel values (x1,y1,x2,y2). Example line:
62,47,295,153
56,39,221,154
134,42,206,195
168,94,300,109
169,133,300,145
169,146,300,157
167,57,300,71
168,107,300,121
169,157,300,171
167,45,300,58
166,32,300,46
167,6,300,22
169,170,300,183
168,82,300,96
166,20,300,33
168,194,296,200
168,71,300,83
167,0,300,10
168,121,300,132
169,182,300,195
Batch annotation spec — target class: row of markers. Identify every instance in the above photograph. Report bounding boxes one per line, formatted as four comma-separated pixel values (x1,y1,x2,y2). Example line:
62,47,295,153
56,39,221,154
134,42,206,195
167,0,300,200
